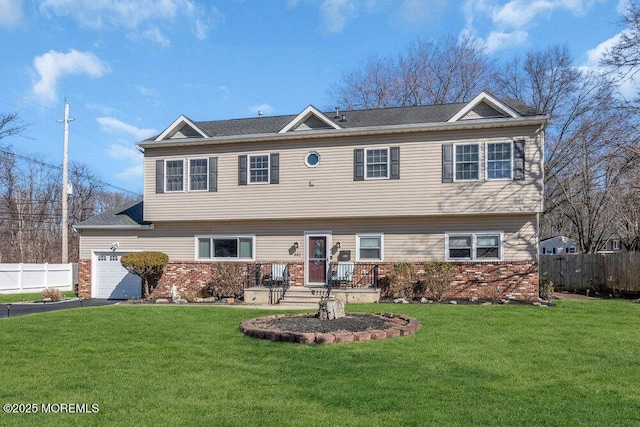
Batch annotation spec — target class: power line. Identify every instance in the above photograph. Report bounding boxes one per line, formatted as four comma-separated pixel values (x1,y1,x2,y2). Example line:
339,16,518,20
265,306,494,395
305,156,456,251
0,147,141,197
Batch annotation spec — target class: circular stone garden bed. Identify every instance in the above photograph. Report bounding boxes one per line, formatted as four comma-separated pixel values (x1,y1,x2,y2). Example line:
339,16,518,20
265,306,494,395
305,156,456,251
240,313,420,344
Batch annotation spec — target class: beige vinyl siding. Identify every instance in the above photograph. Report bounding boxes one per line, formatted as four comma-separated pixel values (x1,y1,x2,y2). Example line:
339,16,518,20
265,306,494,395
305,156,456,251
143,125,543,222
79,213,536,262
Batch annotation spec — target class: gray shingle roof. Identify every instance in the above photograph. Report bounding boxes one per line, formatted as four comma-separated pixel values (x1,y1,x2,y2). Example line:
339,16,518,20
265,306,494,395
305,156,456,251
75,200,149,229
178,98,539,139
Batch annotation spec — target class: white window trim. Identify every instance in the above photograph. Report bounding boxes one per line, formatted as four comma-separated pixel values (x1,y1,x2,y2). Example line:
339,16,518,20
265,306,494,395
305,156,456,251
188,158,209,192
165,159,185,192
485,141,513,181
194,235,256,261
248,153,270,185
453,143,480,182
356,233,384,261
612,240,621,251
364,147,390,180
445,232,503,261
305,151,321,168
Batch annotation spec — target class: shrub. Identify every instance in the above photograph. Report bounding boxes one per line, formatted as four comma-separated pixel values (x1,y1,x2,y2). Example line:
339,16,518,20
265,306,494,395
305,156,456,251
386,262,417,300
421,262,456,302
205,263,247,299
121,252,169,299
539,279,554,300
41,287,61,302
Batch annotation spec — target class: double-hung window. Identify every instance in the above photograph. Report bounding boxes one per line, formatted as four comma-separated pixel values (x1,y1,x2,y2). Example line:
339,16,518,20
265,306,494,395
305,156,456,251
486,142,512,180
357,234,383,261
249,154,270,184
189,158,208,191
157,157,217,193
446,233,502,261
165,160,184,192
197,236,254,260
455,144,479,181
366,148,389,179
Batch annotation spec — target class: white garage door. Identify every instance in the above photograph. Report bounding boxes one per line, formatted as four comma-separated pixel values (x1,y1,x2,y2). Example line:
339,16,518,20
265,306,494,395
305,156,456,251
95,252,141,299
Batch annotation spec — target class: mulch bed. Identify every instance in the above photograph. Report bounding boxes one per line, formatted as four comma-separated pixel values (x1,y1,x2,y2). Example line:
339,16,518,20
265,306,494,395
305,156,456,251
253,313,403,334
241,312,421,344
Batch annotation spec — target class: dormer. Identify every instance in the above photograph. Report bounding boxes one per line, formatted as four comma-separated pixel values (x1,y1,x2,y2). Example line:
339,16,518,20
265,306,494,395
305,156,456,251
279,105,341,133
447,91,520,122
154,115,208,141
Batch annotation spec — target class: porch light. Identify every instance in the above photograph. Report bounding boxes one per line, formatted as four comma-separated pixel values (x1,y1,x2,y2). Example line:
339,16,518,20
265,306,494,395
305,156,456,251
293,241,299,249
336,241,342,248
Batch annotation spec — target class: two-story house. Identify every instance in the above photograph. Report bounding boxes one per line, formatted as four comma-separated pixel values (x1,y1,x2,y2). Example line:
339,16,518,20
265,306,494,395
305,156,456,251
75,91,547,302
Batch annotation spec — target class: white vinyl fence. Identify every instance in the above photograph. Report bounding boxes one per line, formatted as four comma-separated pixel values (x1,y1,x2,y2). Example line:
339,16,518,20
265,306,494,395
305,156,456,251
0,263,73,294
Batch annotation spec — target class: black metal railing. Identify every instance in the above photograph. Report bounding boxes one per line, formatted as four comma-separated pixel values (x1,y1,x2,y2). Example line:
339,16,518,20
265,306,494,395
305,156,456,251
245,262,291,303
328,262,379,289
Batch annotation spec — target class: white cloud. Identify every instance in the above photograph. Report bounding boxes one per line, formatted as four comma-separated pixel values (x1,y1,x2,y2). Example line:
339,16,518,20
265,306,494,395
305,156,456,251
580,31,640,99
394,0,446,25
618,0,631,14
142,26,170,47
584,32,622,68
39,0,223,45
492,0,603,28
107,144,143,180
462,0,605,53
320,0,355,33
136,86,158,97
0,0,22,30
96,117,158,140
216,85,231,100
249,104,275,116
484,30,528,53
32,49,109,104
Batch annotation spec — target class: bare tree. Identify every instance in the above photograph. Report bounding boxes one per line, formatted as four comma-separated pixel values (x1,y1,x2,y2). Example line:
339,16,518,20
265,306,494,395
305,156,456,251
0,112,24,141
328,35,498,109
551,112,639,253
0,146,140,263
602,1,640,77
493,45,632,250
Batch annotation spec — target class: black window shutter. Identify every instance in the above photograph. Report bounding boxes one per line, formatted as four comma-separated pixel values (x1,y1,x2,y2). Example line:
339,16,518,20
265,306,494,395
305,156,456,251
513,140,525,180
270,153,279,184
442,144,453,183
209,157,218,192
238,155,247,185
354,149,364,181
155,159,164,193
390,147,400,179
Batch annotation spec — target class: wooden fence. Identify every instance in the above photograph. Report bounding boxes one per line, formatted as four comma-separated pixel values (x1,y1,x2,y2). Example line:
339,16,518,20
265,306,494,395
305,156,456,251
540,253,640,293
0,263,74,294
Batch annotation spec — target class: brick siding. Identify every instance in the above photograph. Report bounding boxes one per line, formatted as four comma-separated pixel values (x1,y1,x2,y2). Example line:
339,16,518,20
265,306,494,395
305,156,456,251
77,259,538,301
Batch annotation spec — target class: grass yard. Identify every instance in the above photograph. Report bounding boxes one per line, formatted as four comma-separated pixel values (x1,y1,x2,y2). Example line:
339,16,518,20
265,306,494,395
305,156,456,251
1,300,639,426
0,291,76,304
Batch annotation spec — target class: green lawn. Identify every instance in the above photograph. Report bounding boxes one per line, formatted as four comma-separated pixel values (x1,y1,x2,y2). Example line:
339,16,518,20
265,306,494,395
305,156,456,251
0,291,76,304
1,301,639,426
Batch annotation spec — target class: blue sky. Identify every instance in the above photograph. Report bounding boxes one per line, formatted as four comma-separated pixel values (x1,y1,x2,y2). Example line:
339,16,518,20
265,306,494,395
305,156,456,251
0,0,630,195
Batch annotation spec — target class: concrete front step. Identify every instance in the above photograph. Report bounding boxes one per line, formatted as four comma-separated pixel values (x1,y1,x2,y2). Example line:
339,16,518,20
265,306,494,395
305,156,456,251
278,286,327,306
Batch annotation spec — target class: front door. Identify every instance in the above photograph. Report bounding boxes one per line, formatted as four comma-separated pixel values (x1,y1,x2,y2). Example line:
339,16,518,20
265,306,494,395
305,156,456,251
306,234,330,286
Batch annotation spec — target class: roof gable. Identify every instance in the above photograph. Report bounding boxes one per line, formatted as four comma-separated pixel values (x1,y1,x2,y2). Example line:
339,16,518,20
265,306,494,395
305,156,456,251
278,105,341,133
447,91,520,122
155,115,208,141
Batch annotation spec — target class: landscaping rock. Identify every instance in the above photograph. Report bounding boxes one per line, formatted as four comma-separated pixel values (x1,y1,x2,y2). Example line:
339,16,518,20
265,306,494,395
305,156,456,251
155,298,169,304
394,298,408,304
449,300,457,305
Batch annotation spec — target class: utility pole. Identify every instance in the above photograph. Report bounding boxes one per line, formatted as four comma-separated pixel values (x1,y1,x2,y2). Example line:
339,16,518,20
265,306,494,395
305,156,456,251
59,99,74,264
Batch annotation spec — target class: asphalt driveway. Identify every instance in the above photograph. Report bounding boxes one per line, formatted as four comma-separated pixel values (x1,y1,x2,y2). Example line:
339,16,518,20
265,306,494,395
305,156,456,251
0,299,120,318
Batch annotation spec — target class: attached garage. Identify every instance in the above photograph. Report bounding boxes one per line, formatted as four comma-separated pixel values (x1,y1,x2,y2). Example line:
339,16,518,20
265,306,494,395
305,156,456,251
94,252,141,299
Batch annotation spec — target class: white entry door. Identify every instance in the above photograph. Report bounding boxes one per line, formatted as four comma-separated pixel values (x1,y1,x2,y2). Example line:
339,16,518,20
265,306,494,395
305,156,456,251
95,252,141,299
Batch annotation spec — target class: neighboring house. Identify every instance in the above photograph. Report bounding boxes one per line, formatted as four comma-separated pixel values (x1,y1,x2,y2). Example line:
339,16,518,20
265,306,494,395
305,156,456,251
598,236,623,253
75,91,547,302
540,236,578,255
